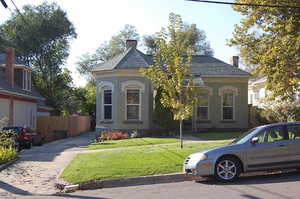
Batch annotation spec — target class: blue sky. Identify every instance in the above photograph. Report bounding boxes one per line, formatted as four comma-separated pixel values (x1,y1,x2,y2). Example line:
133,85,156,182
0,0,243,87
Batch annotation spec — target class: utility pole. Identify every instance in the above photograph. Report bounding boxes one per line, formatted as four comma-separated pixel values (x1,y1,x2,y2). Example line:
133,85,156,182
1,0,8,9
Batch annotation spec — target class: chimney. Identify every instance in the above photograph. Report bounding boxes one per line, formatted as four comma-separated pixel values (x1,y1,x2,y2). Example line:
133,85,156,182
231,56,239,68
5,47,15,88
126,40,137,49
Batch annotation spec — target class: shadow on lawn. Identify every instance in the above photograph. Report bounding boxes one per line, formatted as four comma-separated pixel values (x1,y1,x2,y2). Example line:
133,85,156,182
139,137,186,161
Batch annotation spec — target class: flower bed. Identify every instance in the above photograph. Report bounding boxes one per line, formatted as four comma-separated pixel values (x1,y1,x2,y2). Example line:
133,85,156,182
100,131,129,141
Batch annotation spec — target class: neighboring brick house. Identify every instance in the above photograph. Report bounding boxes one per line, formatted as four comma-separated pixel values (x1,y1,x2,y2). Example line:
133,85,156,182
92,40,251,133
0,48,52,129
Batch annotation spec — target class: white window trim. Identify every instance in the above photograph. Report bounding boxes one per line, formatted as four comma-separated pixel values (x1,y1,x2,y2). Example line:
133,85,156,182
22,69,31,91
102,89,113,121
125,88,141,121
221,91,235,121
98,81,114,92
121,80,145,93
197,93,210,121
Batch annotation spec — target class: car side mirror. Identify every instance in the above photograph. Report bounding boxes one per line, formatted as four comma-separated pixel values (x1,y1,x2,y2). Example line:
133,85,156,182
251,137,259,145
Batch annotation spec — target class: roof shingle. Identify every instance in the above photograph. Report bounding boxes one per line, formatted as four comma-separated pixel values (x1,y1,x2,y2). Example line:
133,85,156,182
92,47,250,77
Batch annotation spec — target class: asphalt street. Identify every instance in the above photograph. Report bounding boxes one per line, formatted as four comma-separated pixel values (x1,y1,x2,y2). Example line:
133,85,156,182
2,170,300,199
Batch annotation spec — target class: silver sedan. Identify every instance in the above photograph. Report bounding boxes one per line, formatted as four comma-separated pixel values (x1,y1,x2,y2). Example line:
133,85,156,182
184,122,300,182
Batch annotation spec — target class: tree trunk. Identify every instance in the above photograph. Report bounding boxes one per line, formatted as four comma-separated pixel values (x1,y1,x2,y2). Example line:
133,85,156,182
180,119,183,149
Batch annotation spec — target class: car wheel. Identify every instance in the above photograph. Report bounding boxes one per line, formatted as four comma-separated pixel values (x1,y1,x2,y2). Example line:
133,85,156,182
214,156,241,182
25,142,33,149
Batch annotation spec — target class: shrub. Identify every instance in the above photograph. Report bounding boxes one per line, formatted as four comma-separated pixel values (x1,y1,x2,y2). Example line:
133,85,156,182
0,146,17,164
0,117,18,164
261,100,300,123
100,131,129,141
153,89,179,133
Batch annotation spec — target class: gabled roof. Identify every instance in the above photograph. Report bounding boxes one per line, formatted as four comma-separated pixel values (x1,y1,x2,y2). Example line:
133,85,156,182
0,53,26,65
92,47,250,77
92,47,153,71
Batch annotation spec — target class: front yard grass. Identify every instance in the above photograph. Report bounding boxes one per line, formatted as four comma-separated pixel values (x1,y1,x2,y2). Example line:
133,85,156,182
61,140,230,184
89,137,179,150
192,132,244,140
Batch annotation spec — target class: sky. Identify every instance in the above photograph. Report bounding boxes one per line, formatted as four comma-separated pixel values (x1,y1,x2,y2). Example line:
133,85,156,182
0,0,244,87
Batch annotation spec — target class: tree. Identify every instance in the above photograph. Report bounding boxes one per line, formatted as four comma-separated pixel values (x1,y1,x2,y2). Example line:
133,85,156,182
0,2,77,114
143,23,214,56
76,24,140,80
73,82,96,116
229,0,300,100
140,13,197,148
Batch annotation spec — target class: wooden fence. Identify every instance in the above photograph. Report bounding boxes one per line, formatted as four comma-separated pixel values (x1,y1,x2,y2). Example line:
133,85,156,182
37,116,91,142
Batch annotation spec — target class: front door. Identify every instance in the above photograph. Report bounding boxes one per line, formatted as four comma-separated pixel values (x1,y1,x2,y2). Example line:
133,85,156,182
245,126,290,171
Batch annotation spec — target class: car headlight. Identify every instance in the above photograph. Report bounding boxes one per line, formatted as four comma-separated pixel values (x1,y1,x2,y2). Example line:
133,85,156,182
199,153,208,161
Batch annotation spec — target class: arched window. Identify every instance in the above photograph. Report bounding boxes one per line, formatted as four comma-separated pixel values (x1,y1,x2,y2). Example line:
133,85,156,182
196,87,213,121
219,86,238,120
121,80,145,121
99,81,114,121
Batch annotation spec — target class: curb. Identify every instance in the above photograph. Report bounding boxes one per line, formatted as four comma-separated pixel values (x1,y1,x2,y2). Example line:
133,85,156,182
60,173,202,193
0,158,18,172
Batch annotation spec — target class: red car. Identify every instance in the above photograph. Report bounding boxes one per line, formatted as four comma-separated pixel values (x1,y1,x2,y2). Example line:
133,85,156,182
2,127,43,149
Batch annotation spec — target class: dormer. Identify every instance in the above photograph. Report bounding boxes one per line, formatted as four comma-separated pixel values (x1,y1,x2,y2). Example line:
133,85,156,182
15,66,32,92
0,48,32,92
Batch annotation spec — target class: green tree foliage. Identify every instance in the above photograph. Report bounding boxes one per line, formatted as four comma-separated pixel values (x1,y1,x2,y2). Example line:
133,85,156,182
73,82,96,116
143,23,213,56
153,88,179,131
140,13,197,130
0,2,77,115
229,0,300,100
261,101,300,123
76,24,140,79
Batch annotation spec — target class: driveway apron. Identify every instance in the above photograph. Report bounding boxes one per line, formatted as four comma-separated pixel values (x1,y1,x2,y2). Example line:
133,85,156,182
0,131,96,196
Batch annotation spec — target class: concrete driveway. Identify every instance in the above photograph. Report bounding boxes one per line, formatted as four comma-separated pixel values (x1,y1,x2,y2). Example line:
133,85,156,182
0,131,96,197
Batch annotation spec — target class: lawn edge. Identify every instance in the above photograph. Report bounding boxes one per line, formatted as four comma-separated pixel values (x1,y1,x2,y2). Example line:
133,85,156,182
0,157,19,172
58,173,202,193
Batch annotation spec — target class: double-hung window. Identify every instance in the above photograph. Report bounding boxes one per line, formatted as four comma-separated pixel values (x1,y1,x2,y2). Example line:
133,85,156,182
23,70,31,91
222,90,234,120
103,89,112,120
197,92,209,120
126,89,140,120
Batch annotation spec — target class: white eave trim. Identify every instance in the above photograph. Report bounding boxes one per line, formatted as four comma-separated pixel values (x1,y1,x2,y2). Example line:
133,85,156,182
0,89,45,100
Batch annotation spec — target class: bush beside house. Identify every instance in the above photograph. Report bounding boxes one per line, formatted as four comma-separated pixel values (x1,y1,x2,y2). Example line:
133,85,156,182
249,100,300,127
0,119,18,164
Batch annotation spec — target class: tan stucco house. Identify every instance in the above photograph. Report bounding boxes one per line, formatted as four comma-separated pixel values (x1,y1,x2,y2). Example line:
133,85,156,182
92,40,251,133
0,48,52,129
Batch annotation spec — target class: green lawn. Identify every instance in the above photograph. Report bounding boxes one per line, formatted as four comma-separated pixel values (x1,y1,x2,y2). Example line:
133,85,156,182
89,137,180,150
192,132,244,140
61,140,230,184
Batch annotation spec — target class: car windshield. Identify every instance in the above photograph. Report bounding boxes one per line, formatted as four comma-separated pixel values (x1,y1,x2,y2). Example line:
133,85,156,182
231,127,259,144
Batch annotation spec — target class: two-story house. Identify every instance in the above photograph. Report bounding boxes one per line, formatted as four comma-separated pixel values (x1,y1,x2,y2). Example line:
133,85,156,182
0,48,51,129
